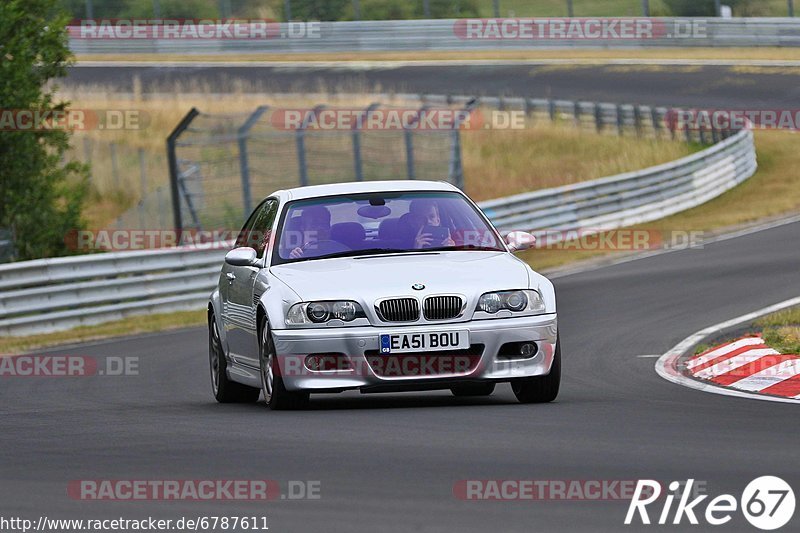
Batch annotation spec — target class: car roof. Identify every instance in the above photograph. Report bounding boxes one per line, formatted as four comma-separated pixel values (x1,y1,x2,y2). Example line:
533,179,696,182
273,180,460,202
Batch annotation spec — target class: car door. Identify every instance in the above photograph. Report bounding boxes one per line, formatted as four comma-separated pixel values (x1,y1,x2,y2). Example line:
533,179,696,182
226,198,279,368
220,201,264,354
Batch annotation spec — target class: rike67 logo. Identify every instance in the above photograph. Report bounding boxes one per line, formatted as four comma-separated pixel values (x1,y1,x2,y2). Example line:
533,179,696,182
626,477,795,530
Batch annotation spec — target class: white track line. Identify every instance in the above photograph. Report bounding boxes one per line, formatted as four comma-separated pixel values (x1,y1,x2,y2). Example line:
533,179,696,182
655,296,800,404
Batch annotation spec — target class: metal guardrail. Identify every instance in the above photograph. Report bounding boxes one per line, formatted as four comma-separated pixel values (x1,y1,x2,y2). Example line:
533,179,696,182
482,127,756,236
0,247,228,336
68,18,800,54
0,103,757,337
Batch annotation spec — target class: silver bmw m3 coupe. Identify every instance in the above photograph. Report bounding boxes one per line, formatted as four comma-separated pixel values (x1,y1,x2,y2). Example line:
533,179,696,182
208,180,559,409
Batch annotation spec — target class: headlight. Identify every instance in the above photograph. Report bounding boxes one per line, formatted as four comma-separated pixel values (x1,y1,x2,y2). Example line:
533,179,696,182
286,301,366,325
476,290,545,315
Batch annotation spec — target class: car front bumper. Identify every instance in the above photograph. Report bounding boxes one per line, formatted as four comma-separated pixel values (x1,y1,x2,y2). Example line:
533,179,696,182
270,313,558,392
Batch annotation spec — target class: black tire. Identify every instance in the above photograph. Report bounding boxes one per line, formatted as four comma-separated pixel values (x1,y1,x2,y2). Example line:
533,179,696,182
450,382,496,397
259,318,309,411
512,337,561,404
209,313,260,403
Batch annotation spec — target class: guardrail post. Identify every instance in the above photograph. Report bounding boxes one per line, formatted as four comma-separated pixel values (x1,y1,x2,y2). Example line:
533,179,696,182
237,106,268,217
573,101,581,128
594,102,603,133
651,107,661,139
699,126,707,145
548,100,556,122
167,107,200,235
616,104,624,136
633,106,643,137
666,108,677,141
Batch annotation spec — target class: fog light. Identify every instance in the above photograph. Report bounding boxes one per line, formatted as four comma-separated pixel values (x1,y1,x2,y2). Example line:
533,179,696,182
520,342,537,357
304,353,352,372
305,355,323,371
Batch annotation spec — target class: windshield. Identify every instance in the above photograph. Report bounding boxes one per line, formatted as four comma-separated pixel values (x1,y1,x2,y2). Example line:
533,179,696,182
272,191,504,264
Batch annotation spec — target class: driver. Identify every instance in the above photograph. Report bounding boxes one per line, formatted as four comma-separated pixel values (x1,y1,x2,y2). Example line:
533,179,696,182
288,205,331,259
408,200,455,249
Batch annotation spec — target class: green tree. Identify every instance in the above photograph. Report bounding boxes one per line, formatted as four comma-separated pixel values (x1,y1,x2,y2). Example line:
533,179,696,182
0,0,88,260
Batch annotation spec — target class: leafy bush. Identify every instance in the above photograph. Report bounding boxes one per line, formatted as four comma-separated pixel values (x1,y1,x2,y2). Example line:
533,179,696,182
0,0,88,260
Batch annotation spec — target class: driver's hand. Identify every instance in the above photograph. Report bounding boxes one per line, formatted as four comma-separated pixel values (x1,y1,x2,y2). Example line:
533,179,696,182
289,247,304,259
443,236,455,247
415,227,432,249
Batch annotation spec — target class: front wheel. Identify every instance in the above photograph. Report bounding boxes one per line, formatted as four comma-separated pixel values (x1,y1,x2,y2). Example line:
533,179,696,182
512,338,561,404
209,313,260,403
259,319,309,411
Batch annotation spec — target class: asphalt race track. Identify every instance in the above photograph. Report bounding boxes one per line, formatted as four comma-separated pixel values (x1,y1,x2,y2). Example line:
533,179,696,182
2,219,799,532
64,63,800,108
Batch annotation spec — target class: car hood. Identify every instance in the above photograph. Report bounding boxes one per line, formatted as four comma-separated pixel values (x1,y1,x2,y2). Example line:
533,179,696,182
269,251,531,301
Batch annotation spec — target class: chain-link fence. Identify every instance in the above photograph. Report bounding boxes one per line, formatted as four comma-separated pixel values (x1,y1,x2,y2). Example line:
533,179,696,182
66,137,171,230
167,101,467,231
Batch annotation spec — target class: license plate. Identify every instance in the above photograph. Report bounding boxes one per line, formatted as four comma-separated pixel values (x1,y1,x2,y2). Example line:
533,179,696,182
379,331,470,354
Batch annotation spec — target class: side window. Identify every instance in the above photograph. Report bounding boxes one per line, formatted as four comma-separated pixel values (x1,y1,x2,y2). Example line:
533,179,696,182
234,201,267,249
250,199,279,257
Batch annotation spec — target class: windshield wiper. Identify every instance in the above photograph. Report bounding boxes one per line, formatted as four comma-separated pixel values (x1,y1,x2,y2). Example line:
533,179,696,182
304,248,406,260
423,245,504,252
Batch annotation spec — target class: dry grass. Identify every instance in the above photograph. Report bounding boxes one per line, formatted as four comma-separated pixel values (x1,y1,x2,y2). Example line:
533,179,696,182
75,47,800,63
60,88,692,225
60,89,390,227
0,310,206,355
756,307,800,329
519,130,800,271
461,121,694,201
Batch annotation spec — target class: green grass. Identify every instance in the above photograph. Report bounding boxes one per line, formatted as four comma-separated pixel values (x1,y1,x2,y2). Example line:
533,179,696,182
694,343,712,355
519,130,800,271
0,310,206,355
755,307,800,354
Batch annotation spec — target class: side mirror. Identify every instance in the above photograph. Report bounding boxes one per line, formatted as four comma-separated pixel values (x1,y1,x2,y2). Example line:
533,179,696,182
225,247,259,267
505,231,535,253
